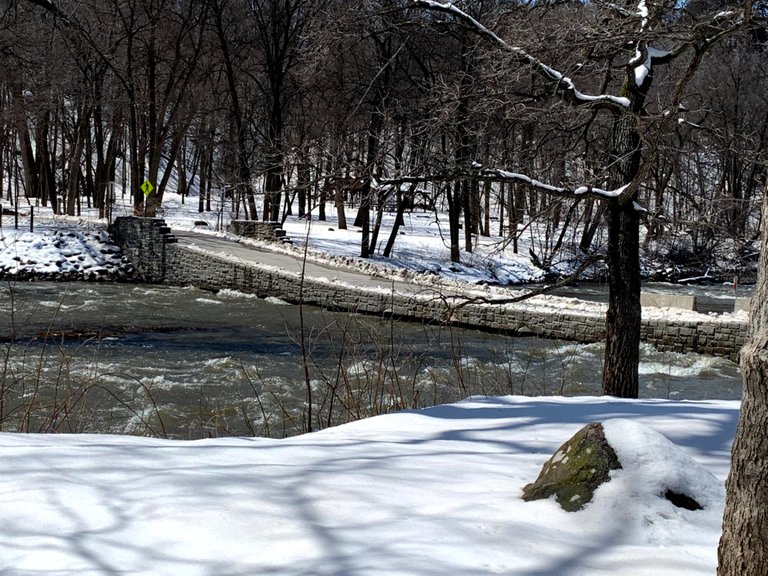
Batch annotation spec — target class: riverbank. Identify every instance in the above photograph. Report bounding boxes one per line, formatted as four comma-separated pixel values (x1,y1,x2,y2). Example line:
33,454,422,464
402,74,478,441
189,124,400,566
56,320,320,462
4,189,760,288
1,212,751,361
0,216,134,281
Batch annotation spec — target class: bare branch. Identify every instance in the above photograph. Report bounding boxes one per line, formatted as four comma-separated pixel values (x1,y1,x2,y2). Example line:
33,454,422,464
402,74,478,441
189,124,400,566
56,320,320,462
23,0,70,23
408,0,631,110
379,167,634,203
439,254,605,311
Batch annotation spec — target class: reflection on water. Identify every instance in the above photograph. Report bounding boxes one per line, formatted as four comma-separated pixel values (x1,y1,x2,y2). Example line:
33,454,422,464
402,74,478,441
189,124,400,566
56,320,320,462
0,282,742,439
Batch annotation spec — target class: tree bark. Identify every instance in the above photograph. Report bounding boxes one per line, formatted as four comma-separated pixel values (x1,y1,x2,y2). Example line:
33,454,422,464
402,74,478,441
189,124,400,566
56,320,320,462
601,72,646,397
602,198,642,397
718,185,768,575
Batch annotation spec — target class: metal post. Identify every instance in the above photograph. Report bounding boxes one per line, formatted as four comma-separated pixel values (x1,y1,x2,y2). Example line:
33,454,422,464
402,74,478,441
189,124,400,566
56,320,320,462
30,206,33,233
14,155,19,230
106,181,114,225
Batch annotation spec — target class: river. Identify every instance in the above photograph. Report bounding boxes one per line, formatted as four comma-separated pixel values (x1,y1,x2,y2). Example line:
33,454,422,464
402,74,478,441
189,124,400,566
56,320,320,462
0,282,742,439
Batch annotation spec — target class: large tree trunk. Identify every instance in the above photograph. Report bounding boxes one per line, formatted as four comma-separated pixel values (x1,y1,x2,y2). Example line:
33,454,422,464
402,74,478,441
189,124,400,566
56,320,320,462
602,198,642,397
718,185,768,575
601,79,646,398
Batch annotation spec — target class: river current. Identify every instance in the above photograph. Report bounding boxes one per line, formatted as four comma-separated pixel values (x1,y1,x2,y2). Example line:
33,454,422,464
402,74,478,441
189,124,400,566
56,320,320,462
0,282,742,438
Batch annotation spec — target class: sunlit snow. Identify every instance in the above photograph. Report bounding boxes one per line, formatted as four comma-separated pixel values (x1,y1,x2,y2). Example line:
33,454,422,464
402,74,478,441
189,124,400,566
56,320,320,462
0,396,738,575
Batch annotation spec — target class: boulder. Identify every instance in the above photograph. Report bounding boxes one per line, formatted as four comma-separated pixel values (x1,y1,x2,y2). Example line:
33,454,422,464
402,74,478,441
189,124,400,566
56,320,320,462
522,422,621,512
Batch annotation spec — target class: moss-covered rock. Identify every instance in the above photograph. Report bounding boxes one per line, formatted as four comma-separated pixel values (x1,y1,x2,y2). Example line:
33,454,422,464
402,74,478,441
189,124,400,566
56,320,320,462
522,422,621,512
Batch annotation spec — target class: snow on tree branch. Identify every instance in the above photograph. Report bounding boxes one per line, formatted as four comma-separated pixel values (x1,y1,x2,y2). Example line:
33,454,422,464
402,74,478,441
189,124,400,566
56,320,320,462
379,169,641,208
24,0,71,23
480,169,635,203
408,0,631,109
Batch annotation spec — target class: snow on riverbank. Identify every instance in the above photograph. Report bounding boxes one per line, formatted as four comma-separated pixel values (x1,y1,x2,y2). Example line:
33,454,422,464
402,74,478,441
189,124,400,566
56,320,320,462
0,213,133,281
0,395,738,575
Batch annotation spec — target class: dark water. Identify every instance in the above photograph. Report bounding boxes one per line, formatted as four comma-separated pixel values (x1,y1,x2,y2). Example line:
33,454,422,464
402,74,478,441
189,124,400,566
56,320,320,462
0,282,742,439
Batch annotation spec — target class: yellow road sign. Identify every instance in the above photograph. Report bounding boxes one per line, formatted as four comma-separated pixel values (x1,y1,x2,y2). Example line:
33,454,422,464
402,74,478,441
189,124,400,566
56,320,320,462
141,179,154,196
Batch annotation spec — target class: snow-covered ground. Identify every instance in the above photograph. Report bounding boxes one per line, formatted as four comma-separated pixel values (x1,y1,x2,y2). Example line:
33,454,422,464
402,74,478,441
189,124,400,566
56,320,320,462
0,395,738,575
2,192,546,285
0,213,133,280
0,193,746,575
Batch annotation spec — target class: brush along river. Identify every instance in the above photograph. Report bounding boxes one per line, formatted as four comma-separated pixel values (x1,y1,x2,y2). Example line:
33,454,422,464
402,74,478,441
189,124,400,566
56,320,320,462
0,282,741,439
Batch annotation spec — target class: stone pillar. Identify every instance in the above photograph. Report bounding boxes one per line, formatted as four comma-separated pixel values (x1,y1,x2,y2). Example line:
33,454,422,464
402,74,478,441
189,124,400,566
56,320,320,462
111,217,177,283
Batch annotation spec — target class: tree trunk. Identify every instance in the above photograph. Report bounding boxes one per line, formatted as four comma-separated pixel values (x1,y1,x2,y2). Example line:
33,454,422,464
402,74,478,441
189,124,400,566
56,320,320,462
335,184,345,228
358,179,372,258
297,157,309,218
463,179,473,253
718,185,768,575
213,0,258,221
579,199,605,253
600,59,647,397
448,182,461,263
482,180,491,237
358,106,384,258
369,188,389,254
177,146,188,203
14,92,40,200
383,187,411,258
66,106,90,217
264,109,284,222
602,198,641,397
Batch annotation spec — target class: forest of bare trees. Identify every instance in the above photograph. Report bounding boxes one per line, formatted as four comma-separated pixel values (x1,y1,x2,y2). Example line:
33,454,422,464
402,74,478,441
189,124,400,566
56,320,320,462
0,0,764,271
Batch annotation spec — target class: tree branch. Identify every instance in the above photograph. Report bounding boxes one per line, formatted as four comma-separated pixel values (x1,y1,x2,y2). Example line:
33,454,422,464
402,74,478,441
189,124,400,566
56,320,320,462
438,254,605,311
379,168,634,204
23,0,70,23
408,0,631,110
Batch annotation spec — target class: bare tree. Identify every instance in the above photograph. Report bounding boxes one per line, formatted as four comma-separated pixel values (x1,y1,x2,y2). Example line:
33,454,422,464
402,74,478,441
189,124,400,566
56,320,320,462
249,0,312,223
402,0,754,397
211,0,260,220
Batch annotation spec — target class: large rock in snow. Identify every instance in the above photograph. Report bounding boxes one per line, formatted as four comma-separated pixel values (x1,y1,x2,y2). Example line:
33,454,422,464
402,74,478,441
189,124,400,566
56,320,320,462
522,420,716,513
522,422,620,511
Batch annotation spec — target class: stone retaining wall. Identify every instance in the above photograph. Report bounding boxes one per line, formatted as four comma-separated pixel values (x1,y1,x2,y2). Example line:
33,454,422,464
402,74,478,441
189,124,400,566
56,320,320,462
112,217,749,361
228,220,290,243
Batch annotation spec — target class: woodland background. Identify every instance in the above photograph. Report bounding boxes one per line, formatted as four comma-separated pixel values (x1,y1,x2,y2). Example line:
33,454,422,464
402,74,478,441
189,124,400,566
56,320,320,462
0,0,765,280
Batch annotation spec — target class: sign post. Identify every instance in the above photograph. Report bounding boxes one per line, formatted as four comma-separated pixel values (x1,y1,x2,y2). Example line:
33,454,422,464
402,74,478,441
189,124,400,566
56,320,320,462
141,179,154,217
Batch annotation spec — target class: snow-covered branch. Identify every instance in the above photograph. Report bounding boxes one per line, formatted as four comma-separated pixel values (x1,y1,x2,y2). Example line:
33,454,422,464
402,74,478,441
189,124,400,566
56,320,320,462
378,168,641,207
479,169,637,204
631,0,753,85
24,0,71,23
408,0,631,110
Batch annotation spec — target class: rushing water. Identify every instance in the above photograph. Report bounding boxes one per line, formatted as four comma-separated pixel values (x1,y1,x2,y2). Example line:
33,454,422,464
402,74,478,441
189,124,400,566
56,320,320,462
0,282,742,439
